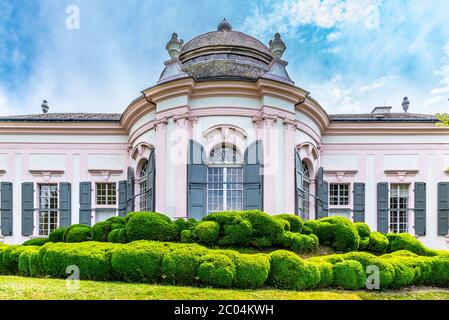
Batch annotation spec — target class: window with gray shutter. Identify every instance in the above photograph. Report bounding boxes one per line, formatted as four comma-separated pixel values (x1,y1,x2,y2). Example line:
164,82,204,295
59,182,71,227
79,182,92,226
243,140,263,211
22,182,34,236
377,182,389,234
0,182,13,236
146,149,156,212
118,180,127,216
438,182,449,236
315,167,328,219
414,182,426,236
353,183,365,222
187,140,207,220
126,166,135,213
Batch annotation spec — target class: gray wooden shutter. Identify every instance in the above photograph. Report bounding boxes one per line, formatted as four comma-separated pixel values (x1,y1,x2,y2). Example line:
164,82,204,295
146,149,156,212
377,182,389,233
243,140,263,211
79,182,92,226
187,139,207,220
22,182,34,236
315,167,328,219
126,166,135,213
1,182,13,236
59,183,71,227
414,182,426,236
438,182,449,236
353,183,366,222
118,180,127,217
295,150,304,216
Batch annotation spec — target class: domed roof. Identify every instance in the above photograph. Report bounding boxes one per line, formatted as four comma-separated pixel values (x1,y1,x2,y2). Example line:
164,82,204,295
180,30,273,59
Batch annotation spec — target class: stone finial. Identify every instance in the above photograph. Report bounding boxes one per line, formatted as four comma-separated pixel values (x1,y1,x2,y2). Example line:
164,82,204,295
217,18,232,32
41,100,49,114
165,32,184,59
402,97,410,113
269,33,286,59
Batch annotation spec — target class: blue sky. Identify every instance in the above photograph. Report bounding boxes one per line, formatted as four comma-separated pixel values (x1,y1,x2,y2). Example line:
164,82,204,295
1,0,449,115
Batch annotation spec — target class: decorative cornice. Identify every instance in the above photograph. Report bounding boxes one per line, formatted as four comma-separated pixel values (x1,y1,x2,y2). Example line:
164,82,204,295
29,170,64,182
252,113,278,128
88,169,123,181
324,170,358,182
384,170,419,181
173,112,198,127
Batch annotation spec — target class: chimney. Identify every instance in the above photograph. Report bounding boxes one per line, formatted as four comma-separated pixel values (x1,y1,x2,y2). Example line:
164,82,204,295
41,100,49,114
402,97,410,113
371,106,392,114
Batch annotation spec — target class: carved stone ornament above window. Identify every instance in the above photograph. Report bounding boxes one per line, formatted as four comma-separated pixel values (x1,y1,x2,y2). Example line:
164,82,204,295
384,170,419,182
324,170,358,182
131,143,153,160
29,170,64,182
88,169,123,182
203,125,247,141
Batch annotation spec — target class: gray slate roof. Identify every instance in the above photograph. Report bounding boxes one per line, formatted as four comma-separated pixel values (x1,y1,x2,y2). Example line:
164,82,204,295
0,113,121,122
329,113,439,123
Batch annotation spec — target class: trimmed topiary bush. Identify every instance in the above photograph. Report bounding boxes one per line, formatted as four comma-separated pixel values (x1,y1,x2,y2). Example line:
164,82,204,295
125,212,176,242
66,226,92,243
111,241,167,282
231,253,270,289
355,222,371,239
91,221,112,242
49,227,67,243
22,238,50,246
386,233,437,256
368,232,389,254
108,228,128,243
219,220,253,246
332,260,366,290
243,210,284,248
18,246,40,276
2,245,28,274
198,254,236,288
268,250,315,290
162,246,207,285
275,214,304,233
301,220,320,235
180,230,194,243
314,262,333,288
278,232,319,253
316,217,360,252
277,219,291,231
63,224,90,242
173,218,197,240
194,221,220,245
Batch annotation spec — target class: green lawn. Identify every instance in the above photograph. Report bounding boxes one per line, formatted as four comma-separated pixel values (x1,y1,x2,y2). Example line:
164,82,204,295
0,276,448,300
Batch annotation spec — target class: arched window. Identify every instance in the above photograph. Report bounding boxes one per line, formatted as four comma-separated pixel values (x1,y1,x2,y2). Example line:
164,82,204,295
301,161,311,220
207,144,243,214
138,160,148,211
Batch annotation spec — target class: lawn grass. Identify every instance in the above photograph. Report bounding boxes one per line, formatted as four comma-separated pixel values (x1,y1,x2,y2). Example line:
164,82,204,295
0,276,448,300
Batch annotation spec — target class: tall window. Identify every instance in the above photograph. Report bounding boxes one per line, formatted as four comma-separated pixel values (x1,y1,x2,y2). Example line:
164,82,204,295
138,160,148,211
390,184,409,233
39,184,58,236
207,144,243,214
299,161,310,220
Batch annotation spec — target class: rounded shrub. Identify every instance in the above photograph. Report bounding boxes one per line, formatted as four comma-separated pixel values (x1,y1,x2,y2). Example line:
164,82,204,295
91,221,112,242
108,228,128,243
111,242,167,282
219,220,252,246
48,227,67,243
63,224,90,242
332,260,366,290
243,210,284,247
231,253,270,289
355,222,371,239
358,238,370,251
107,216,126,225
22,238,50,246
2,245,28,274
180,230,194,243
194,221,220,245
388,259,416,288
268,250,315,290
18,246,40,276
173,218,197,240
275,214,304,233
428,258,449,287
198,254,236,288
314,262,333,288
278,219,291,231
279,232,318,253
162,247,207,285
386,233,437,256
301,220,320,235
125,212,176,242
203,211,244,226
66,226,92,243
316,217,360,252
368,232,389,254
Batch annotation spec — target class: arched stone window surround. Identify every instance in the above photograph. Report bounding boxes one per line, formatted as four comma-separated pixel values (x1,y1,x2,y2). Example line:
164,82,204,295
132,142,154,211
297,141,319,178
202,124,247,160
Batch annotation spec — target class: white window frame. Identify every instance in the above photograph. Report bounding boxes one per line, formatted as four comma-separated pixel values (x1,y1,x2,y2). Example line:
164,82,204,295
389,184,410,234
38,183,59,236
95,182,117,206
329,183,350,207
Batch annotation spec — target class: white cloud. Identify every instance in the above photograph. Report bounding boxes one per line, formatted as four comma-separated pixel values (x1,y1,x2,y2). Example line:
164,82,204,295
326,31,342,42
359,76,396,93
242,0,381,39
0,87,15,115
426,40,449,108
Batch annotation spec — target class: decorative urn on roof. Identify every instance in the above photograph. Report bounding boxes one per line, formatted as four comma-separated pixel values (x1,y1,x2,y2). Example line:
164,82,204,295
165,33,184,59
269,33,286,59
217,18,232,32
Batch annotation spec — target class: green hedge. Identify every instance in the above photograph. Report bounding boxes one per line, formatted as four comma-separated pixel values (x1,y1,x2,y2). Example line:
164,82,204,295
367,232,389,254
194,221,220,245
125,212,176,242
332,260,366,289
275,214,304,233
66,226,92,243
386,233,438,256
22,238,50,246
198,254,236,288
315,217,360,252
